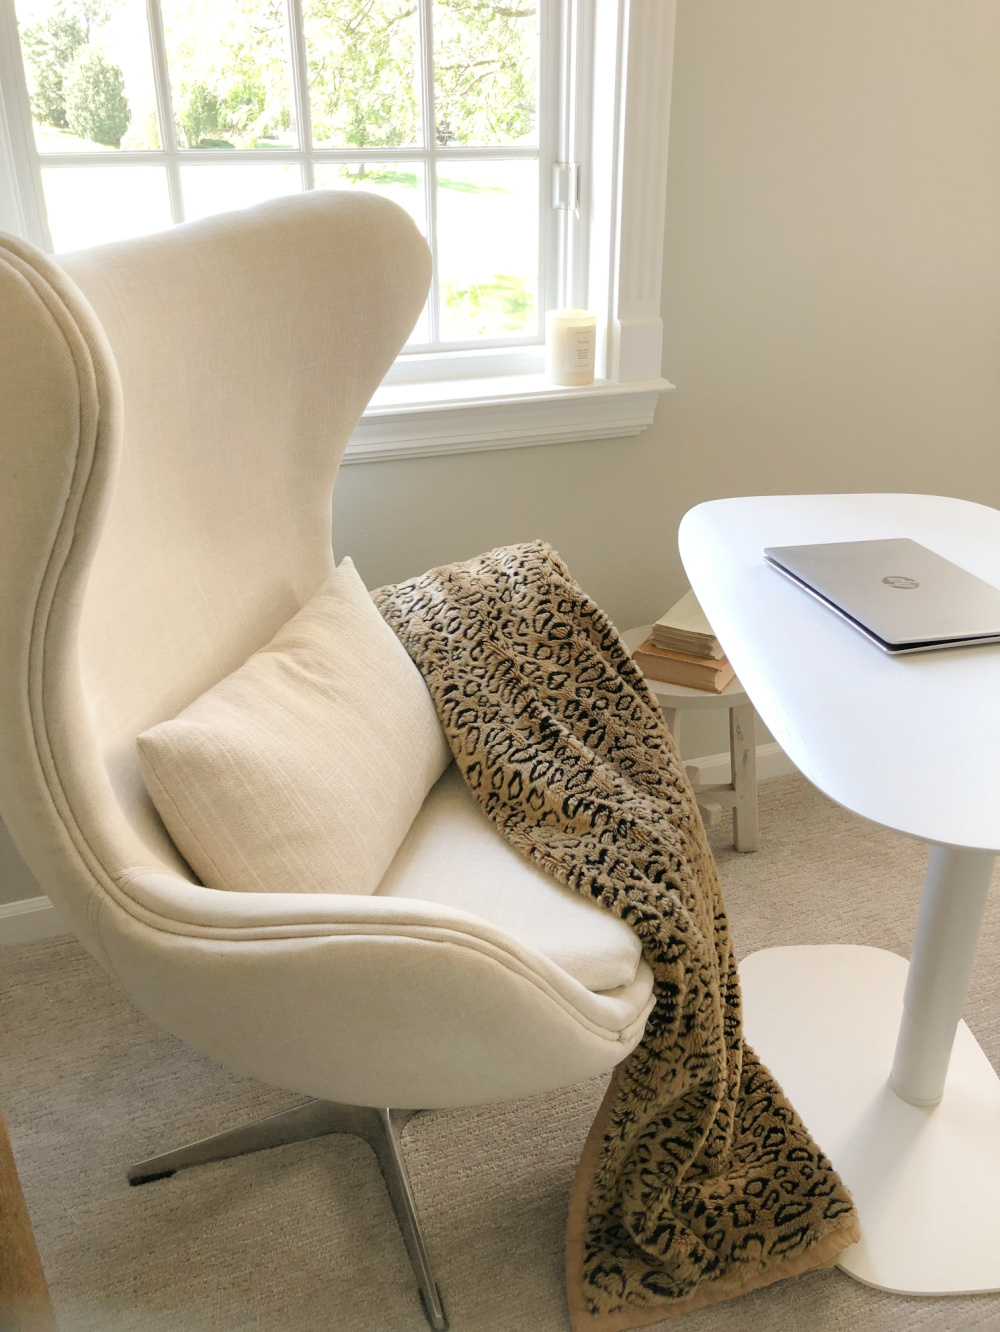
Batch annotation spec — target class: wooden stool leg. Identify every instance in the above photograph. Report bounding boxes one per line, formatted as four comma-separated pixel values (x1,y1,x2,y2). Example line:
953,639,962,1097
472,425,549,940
0,1112,55,1331
730,704,759,852
660,707,681,753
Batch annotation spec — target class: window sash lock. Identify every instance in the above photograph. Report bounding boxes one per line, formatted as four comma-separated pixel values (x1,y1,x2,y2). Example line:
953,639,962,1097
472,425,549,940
552,161,579,211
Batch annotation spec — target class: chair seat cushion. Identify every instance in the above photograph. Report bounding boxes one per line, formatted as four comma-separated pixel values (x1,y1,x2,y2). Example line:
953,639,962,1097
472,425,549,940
376,765,644,994
136,558,452,895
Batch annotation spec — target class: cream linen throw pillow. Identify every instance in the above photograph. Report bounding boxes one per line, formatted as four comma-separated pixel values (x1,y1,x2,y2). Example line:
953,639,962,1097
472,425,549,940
136,559,452,895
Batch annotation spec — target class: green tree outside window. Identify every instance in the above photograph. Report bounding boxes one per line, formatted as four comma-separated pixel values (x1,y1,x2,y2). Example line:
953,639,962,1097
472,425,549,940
64,43,130,147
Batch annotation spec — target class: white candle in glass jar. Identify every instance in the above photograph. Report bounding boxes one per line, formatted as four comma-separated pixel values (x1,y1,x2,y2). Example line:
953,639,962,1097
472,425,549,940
545,309,597,386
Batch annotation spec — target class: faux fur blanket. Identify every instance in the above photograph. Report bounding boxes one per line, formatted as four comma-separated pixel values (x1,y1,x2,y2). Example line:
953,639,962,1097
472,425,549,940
374,541,860,1330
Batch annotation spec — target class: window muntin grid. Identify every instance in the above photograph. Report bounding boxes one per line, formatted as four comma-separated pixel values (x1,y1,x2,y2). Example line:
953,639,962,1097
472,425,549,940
15,0,551,352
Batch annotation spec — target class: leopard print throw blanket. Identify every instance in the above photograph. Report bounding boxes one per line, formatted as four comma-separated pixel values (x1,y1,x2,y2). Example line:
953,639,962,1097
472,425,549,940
374,541,859,1330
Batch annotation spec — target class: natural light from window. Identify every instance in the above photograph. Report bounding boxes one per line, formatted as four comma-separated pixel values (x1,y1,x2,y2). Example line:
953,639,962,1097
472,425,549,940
13,0,542,349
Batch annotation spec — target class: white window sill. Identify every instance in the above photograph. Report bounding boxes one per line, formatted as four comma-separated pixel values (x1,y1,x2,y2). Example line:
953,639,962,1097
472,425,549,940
345,372,675,464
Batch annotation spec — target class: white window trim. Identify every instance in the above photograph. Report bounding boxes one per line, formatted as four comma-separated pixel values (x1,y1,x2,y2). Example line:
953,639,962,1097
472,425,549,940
0,0,676,463
349,0,677,463
350,348,668,462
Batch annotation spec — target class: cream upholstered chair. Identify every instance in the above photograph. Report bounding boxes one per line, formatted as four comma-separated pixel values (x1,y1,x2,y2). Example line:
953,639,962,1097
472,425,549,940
0,194,654,1329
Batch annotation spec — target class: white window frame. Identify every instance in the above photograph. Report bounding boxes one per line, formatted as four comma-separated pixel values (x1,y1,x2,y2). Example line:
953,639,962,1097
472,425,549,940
0,0,676,462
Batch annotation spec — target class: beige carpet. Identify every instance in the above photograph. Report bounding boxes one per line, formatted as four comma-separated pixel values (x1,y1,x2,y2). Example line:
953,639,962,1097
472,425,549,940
3,773,1000,1332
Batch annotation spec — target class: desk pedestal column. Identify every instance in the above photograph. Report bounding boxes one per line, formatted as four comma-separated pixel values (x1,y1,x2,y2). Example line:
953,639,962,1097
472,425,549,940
890,846,995,1107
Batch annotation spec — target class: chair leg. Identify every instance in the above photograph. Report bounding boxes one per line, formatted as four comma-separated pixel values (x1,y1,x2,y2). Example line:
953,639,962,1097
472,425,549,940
730,702,759,852
127,1097,348,1184
128,1099,448,1331
358,1110,448,1332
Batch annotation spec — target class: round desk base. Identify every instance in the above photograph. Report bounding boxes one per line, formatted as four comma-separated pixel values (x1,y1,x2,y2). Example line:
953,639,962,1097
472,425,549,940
740,944,1000,1295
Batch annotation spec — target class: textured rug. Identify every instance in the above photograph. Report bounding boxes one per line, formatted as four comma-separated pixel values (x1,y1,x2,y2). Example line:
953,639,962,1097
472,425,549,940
2,773,1000,1332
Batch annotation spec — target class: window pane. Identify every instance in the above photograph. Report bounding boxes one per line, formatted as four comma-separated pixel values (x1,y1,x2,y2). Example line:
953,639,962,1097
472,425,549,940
42,165,172,250
180,163,302,220
313,162,425,232
16,0,161,152
160,0,296,149
433,0,538,147
303,0,421,150
436,159,537,342
314,162,428,343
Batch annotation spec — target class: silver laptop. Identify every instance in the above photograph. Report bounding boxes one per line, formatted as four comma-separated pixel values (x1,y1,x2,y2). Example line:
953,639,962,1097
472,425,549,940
763,538,1000,654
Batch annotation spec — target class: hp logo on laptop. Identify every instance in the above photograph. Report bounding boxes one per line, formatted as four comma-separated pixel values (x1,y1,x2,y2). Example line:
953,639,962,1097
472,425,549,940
883,575,920,589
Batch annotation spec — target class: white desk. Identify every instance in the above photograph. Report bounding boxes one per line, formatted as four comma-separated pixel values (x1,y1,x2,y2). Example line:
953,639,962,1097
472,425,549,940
679,493,1000,1296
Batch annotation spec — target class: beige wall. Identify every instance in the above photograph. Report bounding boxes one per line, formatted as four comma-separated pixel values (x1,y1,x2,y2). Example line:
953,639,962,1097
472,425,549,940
5,0,1000,905
331,0,1000,754
0,820,42,906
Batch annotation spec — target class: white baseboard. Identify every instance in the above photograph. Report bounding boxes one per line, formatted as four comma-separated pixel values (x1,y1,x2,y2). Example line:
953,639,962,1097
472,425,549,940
0,742,795,946
0,895,67,946
684,741,796,787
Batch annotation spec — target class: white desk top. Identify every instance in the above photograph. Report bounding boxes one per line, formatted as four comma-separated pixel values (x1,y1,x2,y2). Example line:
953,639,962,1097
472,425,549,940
679,493,1000,851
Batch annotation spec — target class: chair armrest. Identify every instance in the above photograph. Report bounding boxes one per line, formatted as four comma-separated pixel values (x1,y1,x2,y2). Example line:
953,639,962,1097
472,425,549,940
96,867,653,1109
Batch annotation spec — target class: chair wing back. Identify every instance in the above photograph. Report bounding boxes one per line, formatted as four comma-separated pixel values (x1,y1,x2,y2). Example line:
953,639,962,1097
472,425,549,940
0,193,430,951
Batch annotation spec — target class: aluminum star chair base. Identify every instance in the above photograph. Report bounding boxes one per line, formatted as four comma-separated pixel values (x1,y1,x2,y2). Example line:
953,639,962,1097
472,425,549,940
129,1099,447,1331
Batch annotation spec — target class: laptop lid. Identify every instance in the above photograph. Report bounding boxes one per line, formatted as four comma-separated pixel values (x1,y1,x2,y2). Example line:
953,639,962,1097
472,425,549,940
763,538,1000,653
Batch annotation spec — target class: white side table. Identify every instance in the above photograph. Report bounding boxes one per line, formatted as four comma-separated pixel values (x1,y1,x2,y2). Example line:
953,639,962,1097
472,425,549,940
622,625,759,852
679,492,1000,1297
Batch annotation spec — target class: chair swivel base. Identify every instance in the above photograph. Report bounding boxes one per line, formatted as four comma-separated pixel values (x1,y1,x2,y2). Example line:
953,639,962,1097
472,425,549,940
128,1098,448,1331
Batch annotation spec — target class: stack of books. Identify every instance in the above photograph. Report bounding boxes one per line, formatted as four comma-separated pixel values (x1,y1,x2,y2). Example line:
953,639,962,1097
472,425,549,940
632,590,735,693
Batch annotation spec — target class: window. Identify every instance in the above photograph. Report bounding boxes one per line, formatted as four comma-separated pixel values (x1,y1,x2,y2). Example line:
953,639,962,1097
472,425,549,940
0,0,676,459
5,0,553,350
